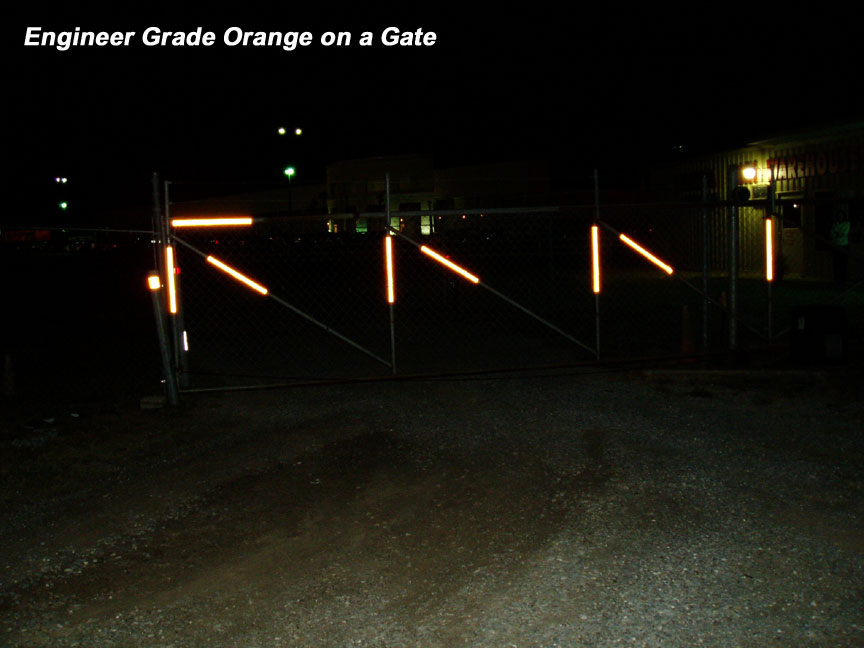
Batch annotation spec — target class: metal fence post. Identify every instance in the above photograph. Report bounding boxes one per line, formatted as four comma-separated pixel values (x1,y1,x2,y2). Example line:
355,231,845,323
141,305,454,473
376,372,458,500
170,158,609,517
163,180,190,387
152,172,166,280
151,173,179,403
386,172,397,375
701,174,709,349
148,272,179,406
727,166,739,351
768,175,777,344
593,168,601,360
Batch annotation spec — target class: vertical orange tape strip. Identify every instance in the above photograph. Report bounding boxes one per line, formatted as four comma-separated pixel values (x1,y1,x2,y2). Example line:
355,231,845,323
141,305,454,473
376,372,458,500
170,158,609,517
385,235,395,303
591,225,601,294
165,245,177,314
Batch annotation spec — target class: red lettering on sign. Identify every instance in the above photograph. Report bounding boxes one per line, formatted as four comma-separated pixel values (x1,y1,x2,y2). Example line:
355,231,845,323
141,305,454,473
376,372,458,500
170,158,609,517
816,152,827,175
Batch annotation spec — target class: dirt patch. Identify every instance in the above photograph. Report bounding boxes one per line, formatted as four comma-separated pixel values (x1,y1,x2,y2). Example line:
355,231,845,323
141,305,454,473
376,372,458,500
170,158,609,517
1,372,862,647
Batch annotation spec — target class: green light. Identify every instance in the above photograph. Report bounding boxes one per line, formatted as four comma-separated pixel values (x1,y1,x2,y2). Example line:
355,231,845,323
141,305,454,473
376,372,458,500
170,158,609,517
295,128,302,135
283,166,296,177
59,201,68,210
278,127,286,135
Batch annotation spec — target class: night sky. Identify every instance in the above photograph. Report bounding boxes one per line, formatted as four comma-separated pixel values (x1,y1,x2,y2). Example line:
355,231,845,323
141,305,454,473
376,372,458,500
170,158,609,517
6,3,863,224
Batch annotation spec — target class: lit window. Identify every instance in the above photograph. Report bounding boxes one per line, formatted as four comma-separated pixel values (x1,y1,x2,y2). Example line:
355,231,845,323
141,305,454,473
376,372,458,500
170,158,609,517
420,214,432,235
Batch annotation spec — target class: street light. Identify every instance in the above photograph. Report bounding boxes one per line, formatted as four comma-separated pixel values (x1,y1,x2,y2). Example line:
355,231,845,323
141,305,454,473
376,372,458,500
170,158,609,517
283,166,296,215
277,128,302,213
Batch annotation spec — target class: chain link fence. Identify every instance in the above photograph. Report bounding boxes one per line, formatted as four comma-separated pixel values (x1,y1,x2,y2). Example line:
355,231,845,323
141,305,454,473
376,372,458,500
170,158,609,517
4,184,861,404
164,191,863,392
167,210,595,390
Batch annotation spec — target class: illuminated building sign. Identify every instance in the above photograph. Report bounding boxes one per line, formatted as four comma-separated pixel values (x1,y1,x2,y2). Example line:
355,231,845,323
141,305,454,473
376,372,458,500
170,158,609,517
738,146,861,184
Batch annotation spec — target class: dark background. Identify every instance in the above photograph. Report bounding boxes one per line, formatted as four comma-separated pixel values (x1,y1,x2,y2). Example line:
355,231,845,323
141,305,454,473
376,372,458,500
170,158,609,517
4,3,863,225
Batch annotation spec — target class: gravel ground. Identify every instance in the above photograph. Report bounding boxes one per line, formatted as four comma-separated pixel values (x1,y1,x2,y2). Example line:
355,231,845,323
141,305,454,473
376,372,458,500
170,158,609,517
1,367,862,647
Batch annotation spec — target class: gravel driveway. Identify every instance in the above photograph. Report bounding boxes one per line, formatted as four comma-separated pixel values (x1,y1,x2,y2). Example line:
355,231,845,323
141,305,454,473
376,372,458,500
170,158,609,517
1,368,862,647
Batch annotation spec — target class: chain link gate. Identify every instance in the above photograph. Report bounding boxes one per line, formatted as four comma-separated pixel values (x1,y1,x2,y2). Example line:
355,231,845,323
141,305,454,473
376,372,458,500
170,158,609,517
145,172,863,398
161,210,601,392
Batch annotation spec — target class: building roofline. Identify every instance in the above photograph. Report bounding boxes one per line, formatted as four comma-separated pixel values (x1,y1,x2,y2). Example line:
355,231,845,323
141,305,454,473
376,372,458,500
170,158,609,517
745,120,864,149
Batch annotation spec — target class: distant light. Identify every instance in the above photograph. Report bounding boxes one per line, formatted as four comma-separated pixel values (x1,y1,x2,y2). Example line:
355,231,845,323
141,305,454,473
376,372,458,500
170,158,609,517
206,255,269,295
619,234,674,275
591,225,601,294
295,128,302,135
283,166,296,177
420,245,480,284
742,166,757,181
55,177,67,184
58,201,68,210
278,127,286,135
165,246,178,314
765,218,774,282
385,235,395,303
147,275,161,291
171,217,253,228
182,330,189,352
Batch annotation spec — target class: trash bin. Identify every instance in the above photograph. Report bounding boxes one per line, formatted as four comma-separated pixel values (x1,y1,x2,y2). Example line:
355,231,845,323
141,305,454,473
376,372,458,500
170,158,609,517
791,304,847,364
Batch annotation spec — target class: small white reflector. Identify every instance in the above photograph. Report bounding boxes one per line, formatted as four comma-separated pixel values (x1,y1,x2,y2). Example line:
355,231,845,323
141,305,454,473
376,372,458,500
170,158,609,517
765,218,774,282
420,245,480,284
385,236,395,304
147,275,161,291
182,330,189,352
619,234,674,275
165,246,178,314
171,217,253,227
591,225,601,294
206,256,268,295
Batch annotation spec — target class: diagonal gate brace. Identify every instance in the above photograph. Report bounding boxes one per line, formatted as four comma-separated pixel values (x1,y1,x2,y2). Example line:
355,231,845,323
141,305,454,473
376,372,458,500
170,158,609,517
388,227,595,356
171,234,391,369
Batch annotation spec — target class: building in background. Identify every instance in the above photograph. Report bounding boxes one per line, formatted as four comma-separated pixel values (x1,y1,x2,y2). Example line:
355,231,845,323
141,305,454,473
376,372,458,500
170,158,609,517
323,155,552,236
168,121,864,285
654,121,863,281
170,155,556,238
